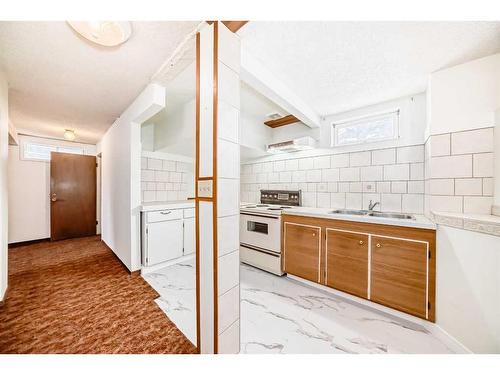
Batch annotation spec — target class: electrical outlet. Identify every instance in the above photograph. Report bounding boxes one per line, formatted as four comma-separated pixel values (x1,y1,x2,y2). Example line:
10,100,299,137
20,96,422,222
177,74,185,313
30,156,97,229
198,179,213,198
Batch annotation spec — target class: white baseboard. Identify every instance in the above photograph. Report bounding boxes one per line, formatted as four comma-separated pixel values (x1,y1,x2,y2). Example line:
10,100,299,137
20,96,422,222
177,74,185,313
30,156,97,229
141,253,194,275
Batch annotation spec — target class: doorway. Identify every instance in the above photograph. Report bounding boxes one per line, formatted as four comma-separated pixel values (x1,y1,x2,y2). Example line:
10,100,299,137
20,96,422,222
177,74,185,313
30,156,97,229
50,152,97,241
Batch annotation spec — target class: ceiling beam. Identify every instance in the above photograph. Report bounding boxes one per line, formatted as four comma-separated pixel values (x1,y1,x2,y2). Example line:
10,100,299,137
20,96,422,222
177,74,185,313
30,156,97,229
264,114,300,128
240,48,321,129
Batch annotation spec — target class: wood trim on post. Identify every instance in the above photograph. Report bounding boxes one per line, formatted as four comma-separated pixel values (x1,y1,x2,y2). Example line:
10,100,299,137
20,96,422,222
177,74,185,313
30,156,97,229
264,114,300,128
221,21,248,33
212,21,219,354
195,32,201,353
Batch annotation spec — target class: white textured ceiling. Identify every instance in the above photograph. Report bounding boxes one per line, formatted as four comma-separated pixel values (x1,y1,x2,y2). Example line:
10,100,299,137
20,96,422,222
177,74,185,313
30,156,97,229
240,81,287,120
0,21,199,143
239,22,500,116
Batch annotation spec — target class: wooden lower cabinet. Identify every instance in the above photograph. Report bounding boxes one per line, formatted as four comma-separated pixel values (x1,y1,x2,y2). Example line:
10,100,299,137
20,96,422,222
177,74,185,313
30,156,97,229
370,236,429,319
326,229,368,299
283,222,321,283
282,214,436,321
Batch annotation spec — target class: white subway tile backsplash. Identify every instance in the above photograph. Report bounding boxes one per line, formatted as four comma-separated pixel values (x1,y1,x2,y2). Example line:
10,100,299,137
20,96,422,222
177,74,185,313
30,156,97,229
338,182,350,192
331,153,349,168
410,163,424,180
322,168,340,182
143,190,156,202
451,128,494,155
455,178,483,196
148,158,163,170
350,151,371,167
313,156,330,169
273,160,285,172
483,178,494,196
376,181,391,193
262,162,273,173
292,170,307,182
302,192,317,207
317,192,331,208
402,194,424,214
268,172,279,183
408,181,425,194
472,153,493,177
430,134,451,157
339,167,360,182
397,145,424,163
141,157,148,169
156,191,167,201
430,195,463,213
381,193,402,212
384,164,409,181
285,159,299,171
372,148,396,165
346,193,363,209
306,169,322,182
362,182,376,193
317,183,328,193
163,160,176,171
279,171,292,183
331,193,346,208
429,179,455,195
391,181,407,194
155,171,169,182
327,182,339,193
349,182,362,193
463,196,492,214
360,166,383,181
430,155,472,178
298,158,314,170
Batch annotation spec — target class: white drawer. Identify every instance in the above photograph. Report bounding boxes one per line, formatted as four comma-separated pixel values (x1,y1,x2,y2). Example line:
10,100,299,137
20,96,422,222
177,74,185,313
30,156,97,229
147,209,183,223
184,208,195,218
240,244,283,276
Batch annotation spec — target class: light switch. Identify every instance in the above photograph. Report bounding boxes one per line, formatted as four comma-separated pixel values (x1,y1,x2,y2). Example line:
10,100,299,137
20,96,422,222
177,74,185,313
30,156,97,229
198,179,213,198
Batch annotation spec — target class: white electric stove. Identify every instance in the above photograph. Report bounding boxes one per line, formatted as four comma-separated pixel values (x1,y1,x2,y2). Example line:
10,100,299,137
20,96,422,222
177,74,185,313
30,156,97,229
239,190,301,275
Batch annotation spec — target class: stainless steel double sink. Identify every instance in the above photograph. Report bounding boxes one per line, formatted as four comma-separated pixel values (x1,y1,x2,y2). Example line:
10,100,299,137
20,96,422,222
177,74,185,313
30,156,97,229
329,209,415,220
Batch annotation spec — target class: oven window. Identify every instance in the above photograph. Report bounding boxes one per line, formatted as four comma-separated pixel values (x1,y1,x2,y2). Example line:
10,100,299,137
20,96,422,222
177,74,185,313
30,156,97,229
247,221,268,234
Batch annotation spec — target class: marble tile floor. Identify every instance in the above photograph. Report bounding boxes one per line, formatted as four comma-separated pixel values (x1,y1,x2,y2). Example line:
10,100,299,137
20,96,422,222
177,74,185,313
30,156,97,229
142,258,197,345
143,259,460,354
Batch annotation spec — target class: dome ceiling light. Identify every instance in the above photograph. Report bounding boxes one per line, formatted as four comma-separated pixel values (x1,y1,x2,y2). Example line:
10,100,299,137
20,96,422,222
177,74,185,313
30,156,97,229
64,129,76,141
67,21,132,47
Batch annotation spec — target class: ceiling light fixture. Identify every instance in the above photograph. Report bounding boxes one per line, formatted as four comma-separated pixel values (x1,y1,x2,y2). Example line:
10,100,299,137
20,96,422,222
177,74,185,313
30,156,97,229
67,21,132,47
64,129,76,141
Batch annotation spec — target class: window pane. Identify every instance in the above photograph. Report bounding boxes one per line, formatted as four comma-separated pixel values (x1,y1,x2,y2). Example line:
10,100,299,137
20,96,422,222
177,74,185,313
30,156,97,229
334,112,397,146
24,143,57,161
57,146,84,155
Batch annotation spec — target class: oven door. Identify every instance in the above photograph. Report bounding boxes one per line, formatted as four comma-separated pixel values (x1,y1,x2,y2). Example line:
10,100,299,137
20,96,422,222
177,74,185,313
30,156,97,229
240,213,281,253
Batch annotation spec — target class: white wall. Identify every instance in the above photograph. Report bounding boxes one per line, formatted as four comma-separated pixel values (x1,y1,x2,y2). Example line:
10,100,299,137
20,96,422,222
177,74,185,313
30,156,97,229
100,83,165,272
0,70,9,301
428,53,500,136
436,226,500,353
7,135,97,244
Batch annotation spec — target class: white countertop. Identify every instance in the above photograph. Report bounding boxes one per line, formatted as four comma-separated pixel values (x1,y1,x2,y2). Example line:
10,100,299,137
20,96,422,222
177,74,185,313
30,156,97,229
282,206,436,230
140,200,195,212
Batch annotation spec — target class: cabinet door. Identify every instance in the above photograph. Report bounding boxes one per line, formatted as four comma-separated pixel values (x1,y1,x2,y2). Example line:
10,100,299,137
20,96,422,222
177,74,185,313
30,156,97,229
283,222,321,283
325,229,368,298
183,217,195,255
370,236,428,319
146,219,183,266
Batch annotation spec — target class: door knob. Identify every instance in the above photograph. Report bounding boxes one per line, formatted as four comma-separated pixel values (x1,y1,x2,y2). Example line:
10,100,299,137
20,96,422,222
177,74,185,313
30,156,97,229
376,243,381,248
51,193,57,202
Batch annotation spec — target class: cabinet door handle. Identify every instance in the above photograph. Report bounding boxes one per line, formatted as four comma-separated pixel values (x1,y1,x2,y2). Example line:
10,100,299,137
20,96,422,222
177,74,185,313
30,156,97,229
160,211,171,215
359,240,364,245
312,232,316,237
376,243,381,248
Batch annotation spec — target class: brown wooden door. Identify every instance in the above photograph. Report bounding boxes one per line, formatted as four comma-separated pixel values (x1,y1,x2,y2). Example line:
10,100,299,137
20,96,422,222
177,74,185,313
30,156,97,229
325,229,368,298
370,236,428,319
50,152,97,241
283,222,321,283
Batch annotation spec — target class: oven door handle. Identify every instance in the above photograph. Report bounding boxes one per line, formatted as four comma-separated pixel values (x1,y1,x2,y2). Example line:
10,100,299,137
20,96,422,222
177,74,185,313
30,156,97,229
240,243,281,257
240,212,280,219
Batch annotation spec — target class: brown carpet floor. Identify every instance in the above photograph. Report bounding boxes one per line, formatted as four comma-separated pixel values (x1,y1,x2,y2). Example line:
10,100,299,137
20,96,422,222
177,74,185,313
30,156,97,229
0,236,197,354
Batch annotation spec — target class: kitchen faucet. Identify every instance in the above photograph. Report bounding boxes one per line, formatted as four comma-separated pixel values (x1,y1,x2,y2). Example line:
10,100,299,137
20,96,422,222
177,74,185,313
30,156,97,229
368,200,380,211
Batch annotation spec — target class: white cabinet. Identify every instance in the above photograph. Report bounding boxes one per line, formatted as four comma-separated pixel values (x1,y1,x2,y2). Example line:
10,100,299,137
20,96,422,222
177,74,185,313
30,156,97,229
146,219,183,265
142,206,196,267
183,217,195,256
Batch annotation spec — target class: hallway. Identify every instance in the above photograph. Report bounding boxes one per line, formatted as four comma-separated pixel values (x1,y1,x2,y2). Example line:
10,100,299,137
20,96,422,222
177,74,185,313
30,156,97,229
0,236,196,354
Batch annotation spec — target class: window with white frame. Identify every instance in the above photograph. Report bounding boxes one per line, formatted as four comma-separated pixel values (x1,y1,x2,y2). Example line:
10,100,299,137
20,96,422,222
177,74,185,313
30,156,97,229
22,140,84,161
332,110,399,147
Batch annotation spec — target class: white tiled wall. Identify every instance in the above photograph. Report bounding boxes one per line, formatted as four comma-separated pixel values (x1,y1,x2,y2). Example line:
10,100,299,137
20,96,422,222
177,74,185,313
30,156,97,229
425,127,494,214
141,156,194,202
241,144,425,214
